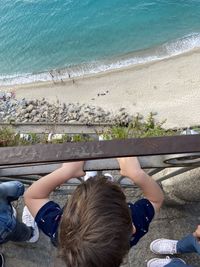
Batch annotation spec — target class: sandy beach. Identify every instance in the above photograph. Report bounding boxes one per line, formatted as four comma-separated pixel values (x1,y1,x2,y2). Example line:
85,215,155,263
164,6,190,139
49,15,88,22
2,49,200,129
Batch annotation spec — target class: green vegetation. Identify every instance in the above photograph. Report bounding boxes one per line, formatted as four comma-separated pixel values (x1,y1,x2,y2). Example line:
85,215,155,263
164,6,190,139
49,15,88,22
71,134,94,142
0,128,41,147
0,127,16,146
101,113,176,140
0,127,95,147
0,113,186,147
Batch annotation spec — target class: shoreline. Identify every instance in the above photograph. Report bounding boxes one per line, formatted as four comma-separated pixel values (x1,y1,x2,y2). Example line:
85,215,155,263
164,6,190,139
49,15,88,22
2,47,200,89
1,48,200,129
1,46,200,87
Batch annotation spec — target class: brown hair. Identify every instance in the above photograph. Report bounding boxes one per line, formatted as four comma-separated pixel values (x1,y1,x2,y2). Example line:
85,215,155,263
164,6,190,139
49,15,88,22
58,176,132,267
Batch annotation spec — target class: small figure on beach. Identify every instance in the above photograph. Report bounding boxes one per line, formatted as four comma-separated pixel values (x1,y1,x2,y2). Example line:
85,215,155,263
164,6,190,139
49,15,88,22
67,72,75,84
97,92,107,97
49,70,54,79
49,70,56,84
57,70,64,84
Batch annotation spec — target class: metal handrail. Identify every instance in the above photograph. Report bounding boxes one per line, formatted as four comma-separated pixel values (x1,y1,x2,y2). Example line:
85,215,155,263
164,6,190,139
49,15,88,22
0,135,199,187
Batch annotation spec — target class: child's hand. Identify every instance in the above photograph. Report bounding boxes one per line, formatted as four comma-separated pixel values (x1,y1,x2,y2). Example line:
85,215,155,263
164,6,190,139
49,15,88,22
62,161,85,178
118,157,164,212
193,225,200,241
117,157,142,179
25,161,85,218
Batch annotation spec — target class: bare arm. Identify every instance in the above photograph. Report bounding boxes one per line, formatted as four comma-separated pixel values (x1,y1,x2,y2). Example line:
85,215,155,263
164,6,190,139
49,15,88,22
24,161,85,217
117,157,164,212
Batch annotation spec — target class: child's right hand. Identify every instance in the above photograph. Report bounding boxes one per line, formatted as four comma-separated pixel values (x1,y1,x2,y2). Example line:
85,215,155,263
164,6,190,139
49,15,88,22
117,157,142,180
61,161,85,178
118,157,164,212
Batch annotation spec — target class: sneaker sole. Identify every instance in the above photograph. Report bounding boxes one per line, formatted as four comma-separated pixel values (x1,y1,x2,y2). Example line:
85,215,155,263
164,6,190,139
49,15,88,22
147,258,186,267
147,258,164,267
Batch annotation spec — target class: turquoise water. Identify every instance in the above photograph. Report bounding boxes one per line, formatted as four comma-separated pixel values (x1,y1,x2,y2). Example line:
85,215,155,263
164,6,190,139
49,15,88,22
0,0,200,85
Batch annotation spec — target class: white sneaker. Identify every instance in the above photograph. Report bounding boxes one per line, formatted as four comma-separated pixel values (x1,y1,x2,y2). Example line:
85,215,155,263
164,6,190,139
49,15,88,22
83,171,97,181
147,257,186,267
104,173,115,182
150,239,178,254
22,206,39,243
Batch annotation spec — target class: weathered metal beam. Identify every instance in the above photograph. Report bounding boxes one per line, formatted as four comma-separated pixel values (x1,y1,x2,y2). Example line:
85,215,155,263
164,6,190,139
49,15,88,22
1,154,199,177
0,135,200,166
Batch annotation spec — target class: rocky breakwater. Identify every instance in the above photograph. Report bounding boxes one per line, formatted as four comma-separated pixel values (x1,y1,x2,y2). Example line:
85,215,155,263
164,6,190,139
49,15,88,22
0,92,134,125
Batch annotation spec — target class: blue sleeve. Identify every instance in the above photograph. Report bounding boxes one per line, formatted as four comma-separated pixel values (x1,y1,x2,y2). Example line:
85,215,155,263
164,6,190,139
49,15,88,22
129,198,155,247
35,201,62,243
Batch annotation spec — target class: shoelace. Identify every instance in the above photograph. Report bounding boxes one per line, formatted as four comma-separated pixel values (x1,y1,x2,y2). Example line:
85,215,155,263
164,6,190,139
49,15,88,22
161,242,177,254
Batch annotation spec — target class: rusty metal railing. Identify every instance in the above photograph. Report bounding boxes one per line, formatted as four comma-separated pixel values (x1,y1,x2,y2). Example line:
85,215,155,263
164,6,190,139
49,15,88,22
0,135,200,187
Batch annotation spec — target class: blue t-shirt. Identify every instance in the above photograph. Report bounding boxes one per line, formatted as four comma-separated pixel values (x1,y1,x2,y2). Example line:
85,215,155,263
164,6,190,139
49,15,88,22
35,201,62,246
35,198,155,247
128,199,155,247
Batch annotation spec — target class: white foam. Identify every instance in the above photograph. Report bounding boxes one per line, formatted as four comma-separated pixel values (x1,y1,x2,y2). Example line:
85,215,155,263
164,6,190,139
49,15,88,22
1,32,200,86
163,32,200,55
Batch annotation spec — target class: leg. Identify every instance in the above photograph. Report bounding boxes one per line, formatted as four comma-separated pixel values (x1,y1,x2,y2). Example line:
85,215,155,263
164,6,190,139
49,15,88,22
0,201,32,243
165,259,193,267
0,181,24,202
177,234,200,254
150,234,200,255
4,220,33,242
0,181,38,243
1,204,38,243
0,203,16,243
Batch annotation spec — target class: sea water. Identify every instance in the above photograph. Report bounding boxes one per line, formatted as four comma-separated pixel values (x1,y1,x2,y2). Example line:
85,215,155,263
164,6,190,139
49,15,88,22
0,0,200,85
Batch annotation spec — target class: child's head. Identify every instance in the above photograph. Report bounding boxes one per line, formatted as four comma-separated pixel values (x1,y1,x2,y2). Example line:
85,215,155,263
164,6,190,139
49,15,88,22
58,177,132,267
